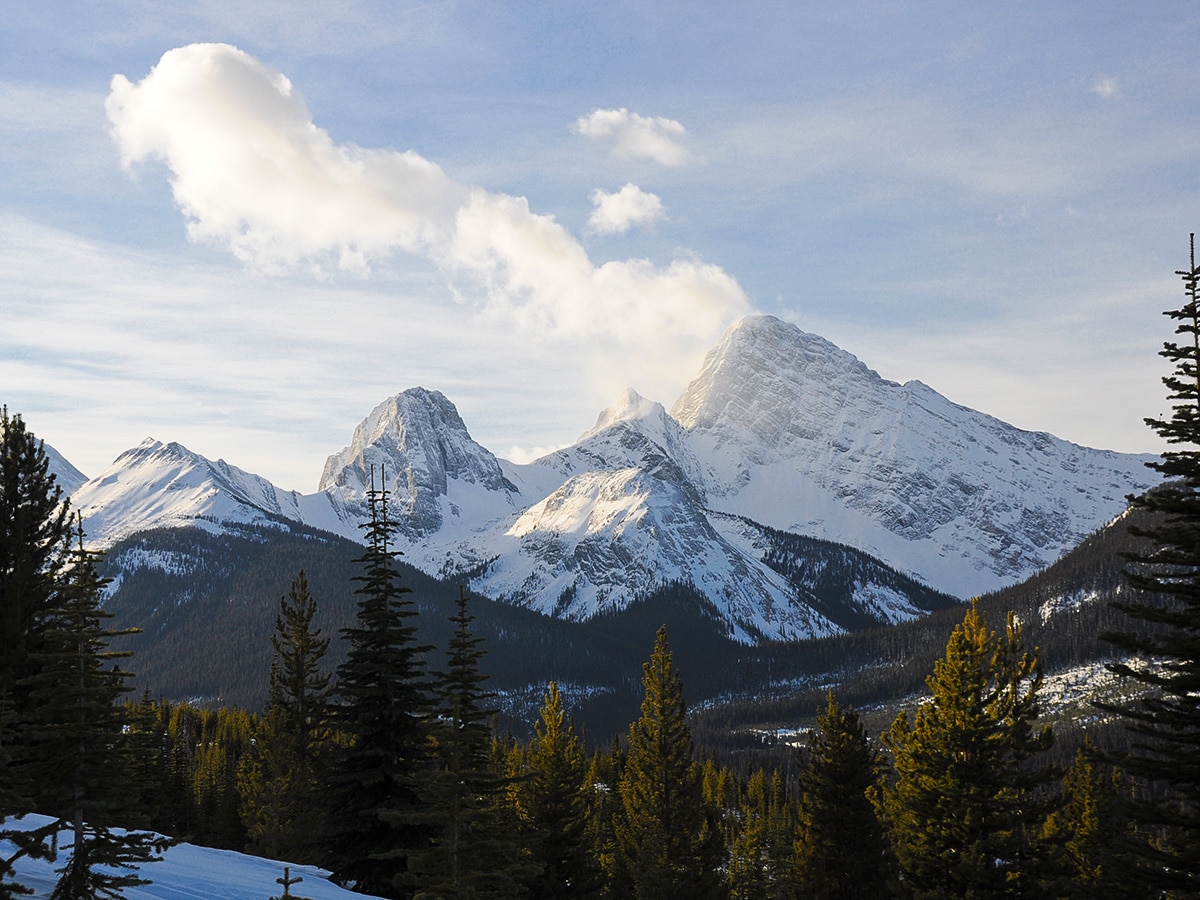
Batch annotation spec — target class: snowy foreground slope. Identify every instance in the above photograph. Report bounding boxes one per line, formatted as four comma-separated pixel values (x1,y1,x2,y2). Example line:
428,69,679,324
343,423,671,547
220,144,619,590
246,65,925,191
3,815,381,900
67,315,1159,642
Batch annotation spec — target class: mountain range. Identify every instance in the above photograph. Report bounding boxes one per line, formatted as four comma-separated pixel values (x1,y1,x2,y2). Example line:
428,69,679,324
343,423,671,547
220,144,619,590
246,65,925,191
63,314,1158,643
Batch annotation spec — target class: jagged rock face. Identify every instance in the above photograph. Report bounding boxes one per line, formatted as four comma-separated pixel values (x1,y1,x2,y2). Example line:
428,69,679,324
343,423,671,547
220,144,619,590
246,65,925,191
671,315,1157,595
318,387,519,537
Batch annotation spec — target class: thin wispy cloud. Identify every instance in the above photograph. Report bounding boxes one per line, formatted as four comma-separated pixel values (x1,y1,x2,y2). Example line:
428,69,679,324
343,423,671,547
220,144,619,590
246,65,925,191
587,183,665,235
1092,77,1119,99
106,44,746,352
572,107,690,167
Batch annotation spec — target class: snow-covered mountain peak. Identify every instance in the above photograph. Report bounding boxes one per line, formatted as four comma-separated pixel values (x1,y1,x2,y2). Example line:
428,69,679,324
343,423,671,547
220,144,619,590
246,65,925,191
582,388,666,440
670,314,886,442
318,388,519,536
72,438,305,547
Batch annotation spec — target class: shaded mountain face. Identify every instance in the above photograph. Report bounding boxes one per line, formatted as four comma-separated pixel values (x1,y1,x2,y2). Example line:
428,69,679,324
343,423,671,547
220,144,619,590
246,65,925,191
69,316,1157,642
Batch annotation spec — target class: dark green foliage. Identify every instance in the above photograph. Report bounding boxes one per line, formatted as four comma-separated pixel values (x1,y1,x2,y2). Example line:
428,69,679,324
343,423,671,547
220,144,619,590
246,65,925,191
1040,742,1134,898
1,412,165,899
412,588,525,898
238,571,333,860
510,682,602,899
1,410,70,897
0,408,71,705
1102,236,1200,894
726,768,796,900
611,627,726,899
882,602,1054,898
321,477,433,899
795,692,891,897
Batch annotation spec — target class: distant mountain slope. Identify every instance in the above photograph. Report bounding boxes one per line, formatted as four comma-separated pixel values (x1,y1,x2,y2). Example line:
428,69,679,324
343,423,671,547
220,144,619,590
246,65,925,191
70,315,1156,642
671,315,1156,596
690,502,1157,767
44,440,87,494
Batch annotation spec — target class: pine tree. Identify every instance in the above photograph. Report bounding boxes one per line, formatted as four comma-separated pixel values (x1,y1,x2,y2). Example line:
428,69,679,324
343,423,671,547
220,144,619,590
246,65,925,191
0,408,71,706
0,413,94,897
26,519,166,899
411,588,524,899
239,571,332,860
1102,233,1200,893
321,471,433,899
795,691,891,898
612,626,726,900
882,602,1054,898
1039,742,1132,898
726,768,797,900
512,681,601,900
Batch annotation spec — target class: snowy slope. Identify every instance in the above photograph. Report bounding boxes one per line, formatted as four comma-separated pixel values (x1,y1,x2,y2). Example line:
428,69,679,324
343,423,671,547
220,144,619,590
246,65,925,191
3,814,381,900
671,315,1158,596
44,442,87,495
70,439,315,546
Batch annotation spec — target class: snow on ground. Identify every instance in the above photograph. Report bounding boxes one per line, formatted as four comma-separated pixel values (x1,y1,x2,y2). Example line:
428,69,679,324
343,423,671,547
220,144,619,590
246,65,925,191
3,814,381,900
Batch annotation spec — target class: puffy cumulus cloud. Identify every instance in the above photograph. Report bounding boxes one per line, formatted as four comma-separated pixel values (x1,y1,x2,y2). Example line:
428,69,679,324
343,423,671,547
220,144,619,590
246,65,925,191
587,183,665,235
572,107,690,167
107,43,466,273
448,189,746,344
107,44,747,353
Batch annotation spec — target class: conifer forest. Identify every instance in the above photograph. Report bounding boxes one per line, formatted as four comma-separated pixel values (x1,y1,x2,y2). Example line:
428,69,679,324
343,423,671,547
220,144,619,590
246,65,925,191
4,251,1200,899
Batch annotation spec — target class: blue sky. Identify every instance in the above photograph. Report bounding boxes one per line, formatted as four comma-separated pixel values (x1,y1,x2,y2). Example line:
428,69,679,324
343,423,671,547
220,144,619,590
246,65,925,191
3,2,1198,491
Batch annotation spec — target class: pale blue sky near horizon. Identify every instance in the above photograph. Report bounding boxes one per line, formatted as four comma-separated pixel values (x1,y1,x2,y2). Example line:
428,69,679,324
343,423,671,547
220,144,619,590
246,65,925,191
2,1,1197,491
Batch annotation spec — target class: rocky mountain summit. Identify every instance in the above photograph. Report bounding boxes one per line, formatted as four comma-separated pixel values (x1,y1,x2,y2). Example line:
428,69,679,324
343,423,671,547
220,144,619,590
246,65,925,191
66,315,1158,642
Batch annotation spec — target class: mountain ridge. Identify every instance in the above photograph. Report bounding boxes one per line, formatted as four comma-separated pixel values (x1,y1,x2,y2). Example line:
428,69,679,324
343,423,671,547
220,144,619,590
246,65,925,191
56,315,1157,641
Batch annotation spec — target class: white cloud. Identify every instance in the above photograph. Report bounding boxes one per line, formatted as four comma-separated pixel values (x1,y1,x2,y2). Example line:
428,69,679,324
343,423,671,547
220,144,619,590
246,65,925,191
587,183,665,235
572,107,690,167
106,43,747,352
1092,77,1119,99
106,44,465,274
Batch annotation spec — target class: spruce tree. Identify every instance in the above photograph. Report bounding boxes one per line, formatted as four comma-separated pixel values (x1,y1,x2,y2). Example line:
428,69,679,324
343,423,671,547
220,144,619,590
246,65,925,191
612,626,725,900
322,472,433,899
882,602,1053,898
512,681,601,900
26,519,166,899
411,588,524,899
239,571,332,860
1102,233,1200,893
0,412,87,897
0,407,71,706
795,691,891,898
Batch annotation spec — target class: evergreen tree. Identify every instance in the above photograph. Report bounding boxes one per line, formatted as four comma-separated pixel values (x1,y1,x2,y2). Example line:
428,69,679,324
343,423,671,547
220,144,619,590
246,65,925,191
882,602,1054,898
584,739,625,891
1039,742,1132,898
726,768,797,900
25,519,166,899
512,681,601,900
321,472,433,899
795,691,891,898
412,588,524,898
612,626,726,900
0,407,71,707
1103,233,1200,893
239,571,332,860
